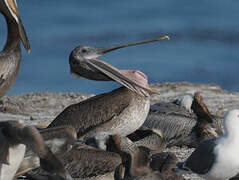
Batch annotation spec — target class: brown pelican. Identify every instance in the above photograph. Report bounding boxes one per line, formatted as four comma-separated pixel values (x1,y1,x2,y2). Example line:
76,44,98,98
20,142,122,179
142,92,223,147
110,135,182,180
114,152,182,180
21,131,162,179
20,131,176,180
0,121,72,180
87,133,172,179
17,128,122,179
0,0,30,99
48,35,169,139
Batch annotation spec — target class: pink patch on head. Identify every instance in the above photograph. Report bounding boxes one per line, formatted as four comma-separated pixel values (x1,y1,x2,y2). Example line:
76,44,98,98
119,70,149,87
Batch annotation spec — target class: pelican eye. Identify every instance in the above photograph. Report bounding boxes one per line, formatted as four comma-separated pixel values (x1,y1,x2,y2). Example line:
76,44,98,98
81,49,87,53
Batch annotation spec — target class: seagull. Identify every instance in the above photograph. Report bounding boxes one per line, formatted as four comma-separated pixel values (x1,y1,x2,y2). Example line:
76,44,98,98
177,109,239,180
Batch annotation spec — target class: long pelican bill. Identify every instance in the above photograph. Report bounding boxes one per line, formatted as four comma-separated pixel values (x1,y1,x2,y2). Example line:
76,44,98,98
18,18,31,53
5,0,31,53
87,59,160,97
97,35,170,54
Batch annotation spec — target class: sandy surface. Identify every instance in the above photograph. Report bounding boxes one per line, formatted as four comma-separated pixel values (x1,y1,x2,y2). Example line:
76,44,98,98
1,82,238,179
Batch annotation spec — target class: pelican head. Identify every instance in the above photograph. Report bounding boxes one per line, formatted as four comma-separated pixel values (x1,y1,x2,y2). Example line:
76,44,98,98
70,35,169,97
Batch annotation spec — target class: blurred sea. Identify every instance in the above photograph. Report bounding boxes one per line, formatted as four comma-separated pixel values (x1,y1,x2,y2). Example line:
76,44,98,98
1,0,239,95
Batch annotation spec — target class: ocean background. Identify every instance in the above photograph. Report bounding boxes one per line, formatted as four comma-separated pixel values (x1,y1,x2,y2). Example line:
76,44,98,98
1,0,239,96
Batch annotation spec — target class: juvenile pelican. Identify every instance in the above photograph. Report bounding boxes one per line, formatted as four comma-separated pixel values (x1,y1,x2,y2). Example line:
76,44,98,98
143,92,223,147
0,0,30,99
48,36,169,139
19,139,122,179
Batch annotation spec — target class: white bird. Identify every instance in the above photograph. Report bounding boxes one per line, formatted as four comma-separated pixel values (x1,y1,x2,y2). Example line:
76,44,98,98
177,109,239,180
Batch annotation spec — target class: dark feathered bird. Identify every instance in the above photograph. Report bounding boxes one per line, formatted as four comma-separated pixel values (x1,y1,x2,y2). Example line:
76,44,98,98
48,36,169,139
23,144,121,179
142,92,223,147
106,135,182,180
19,128,121,179
86,133,180,179
0,0,30,99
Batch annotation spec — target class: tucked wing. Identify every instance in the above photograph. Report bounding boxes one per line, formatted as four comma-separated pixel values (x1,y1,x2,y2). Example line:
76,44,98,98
62,147,121,178
0,55,11,87
48,87,132,137
143,102,197,147
23,146,121,179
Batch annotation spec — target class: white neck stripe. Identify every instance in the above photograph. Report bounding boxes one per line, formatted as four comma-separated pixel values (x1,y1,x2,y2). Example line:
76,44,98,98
4,0,19,23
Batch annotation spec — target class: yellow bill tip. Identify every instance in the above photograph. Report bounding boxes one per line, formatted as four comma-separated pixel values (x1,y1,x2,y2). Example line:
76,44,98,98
152,129,164,138
146,88,160,95
156,35,170,41
164,35,170,40
27,48,31,54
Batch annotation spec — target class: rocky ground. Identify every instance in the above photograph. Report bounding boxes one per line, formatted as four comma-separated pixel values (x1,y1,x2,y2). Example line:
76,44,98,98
1,82,239,179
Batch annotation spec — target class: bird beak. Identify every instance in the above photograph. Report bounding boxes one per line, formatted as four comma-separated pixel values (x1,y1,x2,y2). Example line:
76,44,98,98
87,59,160,96
18,18,31,53
5,0,31,53
90,35,169,96
97,35,170,55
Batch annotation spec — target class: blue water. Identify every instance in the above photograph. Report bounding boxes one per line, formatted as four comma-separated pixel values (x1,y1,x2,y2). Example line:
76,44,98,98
1,0,239,95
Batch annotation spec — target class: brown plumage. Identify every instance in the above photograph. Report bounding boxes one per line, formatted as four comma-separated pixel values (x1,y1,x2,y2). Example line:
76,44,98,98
84,133,154,178
150,152,182,180
127,129,166,154
191,92,223,142
62,145,121,178
49,87,149,139
110,135,182,180
48,36,169,139
19,127,121,179
86,129,166,154
143,92,223,147
0,0,30,99
22,143,122,179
